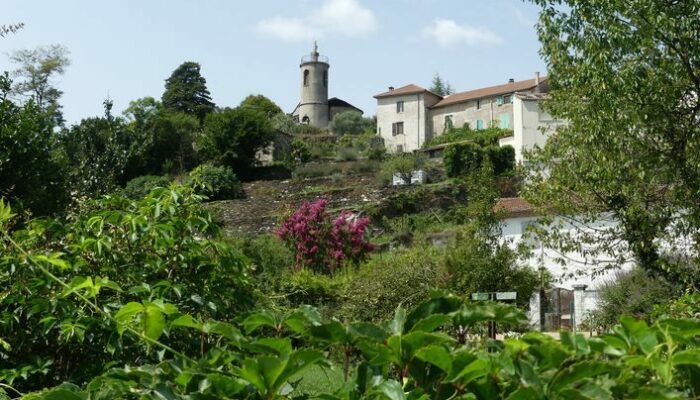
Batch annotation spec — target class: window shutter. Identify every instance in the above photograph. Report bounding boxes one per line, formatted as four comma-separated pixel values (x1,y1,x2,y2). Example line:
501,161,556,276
510,95,514,103
496,95,503,106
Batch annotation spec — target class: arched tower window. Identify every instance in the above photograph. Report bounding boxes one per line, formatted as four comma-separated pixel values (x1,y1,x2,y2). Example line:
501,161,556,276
323,70,328,87
303,70,309,86
302,115,310,124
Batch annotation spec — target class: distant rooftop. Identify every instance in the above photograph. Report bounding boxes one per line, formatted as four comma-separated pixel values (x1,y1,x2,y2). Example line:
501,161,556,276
432,76,548,108
374,84,443,99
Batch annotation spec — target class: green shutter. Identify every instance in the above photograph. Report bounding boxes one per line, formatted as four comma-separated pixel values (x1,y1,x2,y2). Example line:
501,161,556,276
476,119,483,130
499,114,509,129
496,95,503,105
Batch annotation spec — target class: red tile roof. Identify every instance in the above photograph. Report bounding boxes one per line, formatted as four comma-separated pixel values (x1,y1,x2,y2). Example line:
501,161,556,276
494,197,536,218
432,77,547,109
374,84,443,99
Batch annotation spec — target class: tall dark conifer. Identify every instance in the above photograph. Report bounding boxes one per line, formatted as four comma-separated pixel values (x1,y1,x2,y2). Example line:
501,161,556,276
161,61,215,122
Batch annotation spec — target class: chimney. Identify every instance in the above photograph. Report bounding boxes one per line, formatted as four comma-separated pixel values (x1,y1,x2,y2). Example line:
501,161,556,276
535,71,540,86
508,78,514,83
388,86,395,91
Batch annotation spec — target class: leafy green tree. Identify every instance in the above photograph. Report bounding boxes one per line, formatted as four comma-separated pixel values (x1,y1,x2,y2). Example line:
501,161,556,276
0,73,68,216
524,0,700,284
429,72,454,96
447,162,540,307
8,44,70,126
161,61,215,122
240,94,283,117
199,106,274,174
147,111,199,174
329,111,372,135
62,100,147,196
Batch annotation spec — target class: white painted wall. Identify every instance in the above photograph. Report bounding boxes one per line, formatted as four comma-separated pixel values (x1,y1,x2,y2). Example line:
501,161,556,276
508,96,563,164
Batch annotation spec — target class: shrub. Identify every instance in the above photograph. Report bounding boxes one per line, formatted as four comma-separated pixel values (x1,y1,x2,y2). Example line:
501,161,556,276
652,290,700,320
445,227,540,309
276,198,374,274
188,163,244,201
423,126,510,148
277,269,348,315
329,111,372,136
123,175,170,199
444,142,514,177
293,163,343,180
338,247,449,322
291,139,311,163
378,153,426,186
335,147,358,161
591,268,679,328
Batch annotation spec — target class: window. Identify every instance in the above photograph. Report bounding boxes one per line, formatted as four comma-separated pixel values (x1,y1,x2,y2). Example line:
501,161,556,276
392,122,404,136
396,144,404,153
476,99,481,109
302,115,310,124
503,94,512,104
396,101,404,113
303,70,309,86
444,115,454,131
475,119,484,130
499,113,509,129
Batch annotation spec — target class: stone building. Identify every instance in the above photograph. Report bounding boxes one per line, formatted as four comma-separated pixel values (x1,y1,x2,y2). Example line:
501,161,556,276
375,74,552,158
291,42,362,129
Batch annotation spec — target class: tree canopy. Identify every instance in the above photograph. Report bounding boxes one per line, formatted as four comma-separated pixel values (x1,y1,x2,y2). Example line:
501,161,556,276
429,73,454,96
329,111,372,136
161,61,215,122
240,94,283,117
524,0,700,284
199,106,274,174
9,44,70,126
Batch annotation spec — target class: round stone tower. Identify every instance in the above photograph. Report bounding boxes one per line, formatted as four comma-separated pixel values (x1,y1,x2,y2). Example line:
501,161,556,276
297,41,329,128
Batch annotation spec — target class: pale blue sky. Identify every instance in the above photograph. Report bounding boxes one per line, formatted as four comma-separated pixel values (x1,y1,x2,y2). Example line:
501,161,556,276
1,0,546,125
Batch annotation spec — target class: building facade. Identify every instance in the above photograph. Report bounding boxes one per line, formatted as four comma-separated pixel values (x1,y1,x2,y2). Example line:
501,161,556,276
375,73,553,159
292,43,362,129
374,84,442,153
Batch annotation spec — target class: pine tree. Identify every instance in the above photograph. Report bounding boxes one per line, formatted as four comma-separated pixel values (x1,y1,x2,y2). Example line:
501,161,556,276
161,61,215,122
430,73,454,96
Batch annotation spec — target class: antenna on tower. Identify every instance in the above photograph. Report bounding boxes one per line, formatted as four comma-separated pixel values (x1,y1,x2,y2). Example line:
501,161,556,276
313,40,318,54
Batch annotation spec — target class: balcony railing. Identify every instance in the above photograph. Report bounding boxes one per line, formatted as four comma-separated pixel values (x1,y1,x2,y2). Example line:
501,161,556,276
301,54,329,64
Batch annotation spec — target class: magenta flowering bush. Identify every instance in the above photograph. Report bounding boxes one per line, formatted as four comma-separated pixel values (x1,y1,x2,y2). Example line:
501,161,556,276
276,198,374,273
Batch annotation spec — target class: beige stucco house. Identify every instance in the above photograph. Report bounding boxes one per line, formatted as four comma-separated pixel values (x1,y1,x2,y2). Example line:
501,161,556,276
375,74,552,160
373,84,442,153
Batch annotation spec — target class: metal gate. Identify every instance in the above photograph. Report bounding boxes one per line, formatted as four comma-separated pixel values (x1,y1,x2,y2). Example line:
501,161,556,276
543,287,574,331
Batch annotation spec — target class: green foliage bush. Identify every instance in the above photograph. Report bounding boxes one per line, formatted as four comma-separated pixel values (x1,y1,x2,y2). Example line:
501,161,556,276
424,126,511,148
188,163,245,201
335,146,358,161
338,247,449,322
652,290,700,320
377,153,426,186
591,268,679,328
199,106,275,173
329,111,373,136
123,175,170,199
444,142,514,177
0,74,68,216
0,187,254,392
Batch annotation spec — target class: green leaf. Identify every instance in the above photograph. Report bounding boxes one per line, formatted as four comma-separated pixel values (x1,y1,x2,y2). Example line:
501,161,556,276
415,345,452,373
142,304,166,340
370,379,405,400
170,315,202,331
548,361,614,393
672,349,700,367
